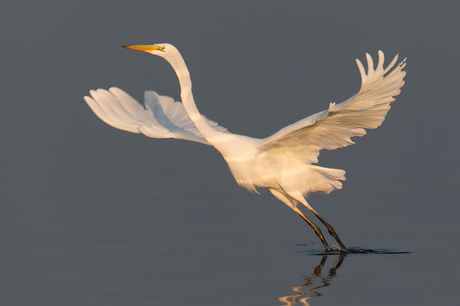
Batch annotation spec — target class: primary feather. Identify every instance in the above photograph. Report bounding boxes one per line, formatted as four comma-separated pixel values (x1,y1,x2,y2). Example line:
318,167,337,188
258,51,406,164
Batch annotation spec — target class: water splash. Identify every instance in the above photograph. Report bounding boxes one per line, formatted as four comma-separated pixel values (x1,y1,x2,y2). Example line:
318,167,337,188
296,245,412,256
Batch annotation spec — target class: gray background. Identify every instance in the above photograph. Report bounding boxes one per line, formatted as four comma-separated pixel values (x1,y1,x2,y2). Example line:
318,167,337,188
1,1,459,305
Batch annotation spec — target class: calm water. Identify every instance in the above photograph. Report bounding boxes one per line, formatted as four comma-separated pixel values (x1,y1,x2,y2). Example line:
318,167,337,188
2,1,459,305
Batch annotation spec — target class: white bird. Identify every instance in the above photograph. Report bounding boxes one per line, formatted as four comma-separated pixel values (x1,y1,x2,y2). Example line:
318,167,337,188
85,43,406,252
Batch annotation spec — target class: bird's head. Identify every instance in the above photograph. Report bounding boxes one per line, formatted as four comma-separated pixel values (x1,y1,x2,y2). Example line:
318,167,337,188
122,43,188,78
122,43,177,60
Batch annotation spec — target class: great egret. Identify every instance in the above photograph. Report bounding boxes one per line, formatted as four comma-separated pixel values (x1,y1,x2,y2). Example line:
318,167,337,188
85,43,406,252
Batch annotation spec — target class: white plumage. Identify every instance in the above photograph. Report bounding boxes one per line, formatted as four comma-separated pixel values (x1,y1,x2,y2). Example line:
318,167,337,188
85,44,406,252
84,88,226,144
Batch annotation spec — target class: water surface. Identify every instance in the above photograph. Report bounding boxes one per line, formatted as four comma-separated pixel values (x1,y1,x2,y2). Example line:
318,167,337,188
1,1,459,305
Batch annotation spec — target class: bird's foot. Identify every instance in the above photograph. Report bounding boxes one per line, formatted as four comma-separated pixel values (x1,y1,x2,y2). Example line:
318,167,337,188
334,240,348,253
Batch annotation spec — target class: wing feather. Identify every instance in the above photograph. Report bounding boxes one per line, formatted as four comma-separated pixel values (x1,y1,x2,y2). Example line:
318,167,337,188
84,87,227,145
258,51,406,163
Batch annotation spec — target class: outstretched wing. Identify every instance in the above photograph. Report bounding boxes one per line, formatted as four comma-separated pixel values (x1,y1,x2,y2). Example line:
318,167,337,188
84,87,227,145
258,51,406,163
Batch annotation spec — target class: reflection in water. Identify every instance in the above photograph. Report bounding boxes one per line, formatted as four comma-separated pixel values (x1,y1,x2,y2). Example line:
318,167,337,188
277,247,411,305
277,253,345,306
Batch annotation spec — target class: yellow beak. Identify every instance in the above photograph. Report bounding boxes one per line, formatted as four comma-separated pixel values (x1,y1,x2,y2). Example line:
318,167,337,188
122,44,165,52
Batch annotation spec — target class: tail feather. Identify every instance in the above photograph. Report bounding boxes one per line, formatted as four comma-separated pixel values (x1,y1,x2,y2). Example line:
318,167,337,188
308,165,346,194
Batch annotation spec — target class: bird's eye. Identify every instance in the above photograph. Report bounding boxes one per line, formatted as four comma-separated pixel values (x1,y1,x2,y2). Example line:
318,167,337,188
159,46,166,52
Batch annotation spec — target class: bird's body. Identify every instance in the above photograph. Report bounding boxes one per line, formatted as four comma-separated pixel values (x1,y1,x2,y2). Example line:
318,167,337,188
85,43,406,252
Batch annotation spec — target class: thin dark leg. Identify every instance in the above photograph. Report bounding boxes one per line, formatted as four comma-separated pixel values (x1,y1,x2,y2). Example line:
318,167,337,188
307,208,347,252
291,205,332,251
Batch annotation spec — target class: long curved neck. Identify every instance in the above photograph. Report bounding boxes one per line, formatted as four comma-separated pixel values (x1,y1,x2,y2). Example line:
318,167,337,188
165,52,222,142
